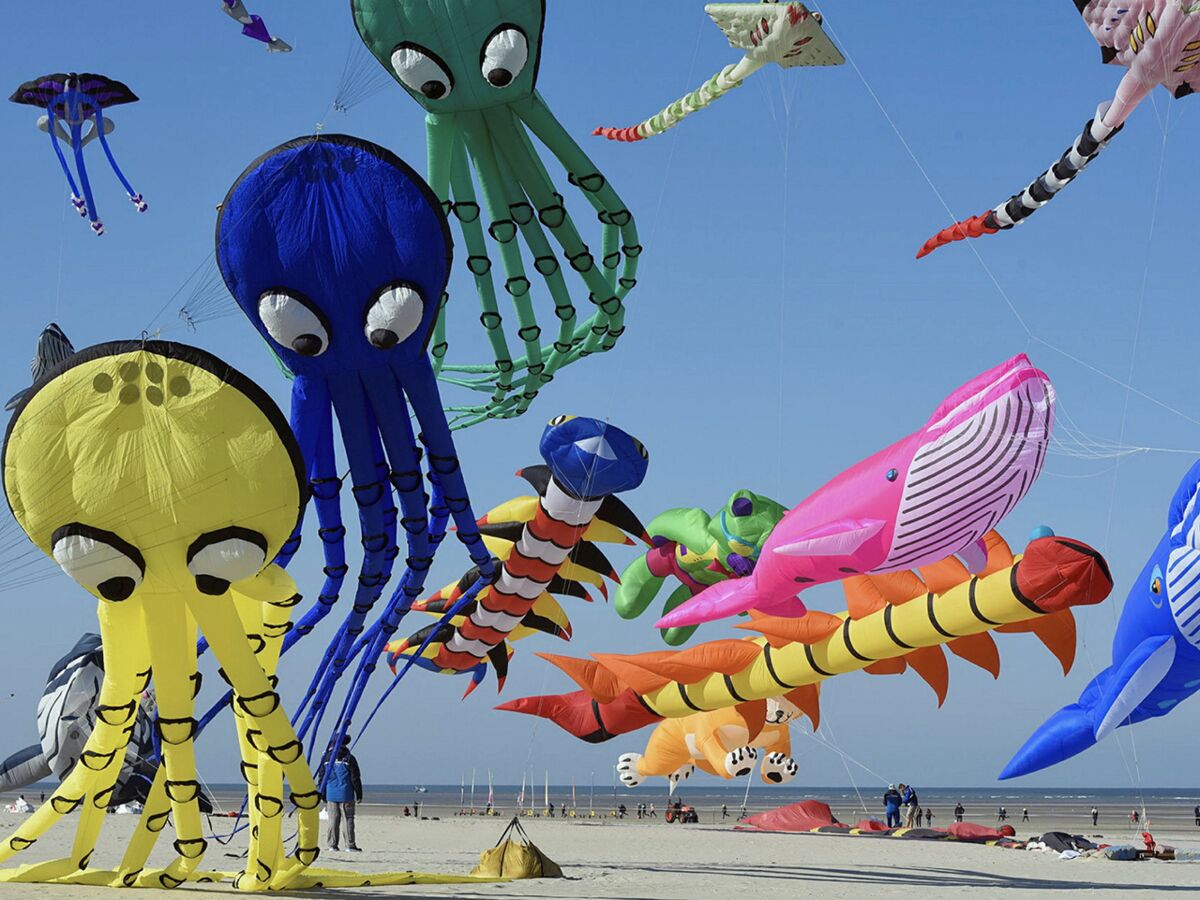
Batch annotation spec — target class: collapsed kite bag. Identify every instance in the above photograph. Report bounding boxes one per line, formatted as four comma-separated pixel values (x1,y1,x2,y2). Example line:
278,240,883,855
471,816,564,879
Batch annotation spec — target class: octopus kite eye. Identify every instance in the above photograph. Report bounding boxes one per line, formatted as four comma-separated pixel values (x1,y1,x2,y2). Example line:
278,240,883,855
51,524,144,602
391,43,453,100
187,527,268,596
258,291,329,357
481,26,529,88
364,283,424,349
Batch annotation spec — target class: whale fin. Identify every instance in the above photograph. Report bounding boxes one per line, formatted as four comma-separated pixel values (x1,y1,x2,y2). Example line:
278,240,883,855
655,576,806,628
1093,635,1176,741
773,518,885,558
999,700,1101,780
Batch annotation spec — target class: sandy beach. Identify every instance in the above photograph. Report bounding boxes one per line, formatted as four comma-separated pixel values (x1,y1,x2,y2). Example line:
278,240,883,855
0,801,1194,899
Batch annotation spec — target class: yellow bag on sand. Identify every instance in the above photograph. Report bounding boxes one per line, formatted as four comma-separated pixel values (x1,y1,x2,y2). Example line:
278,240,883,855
471,818,563,879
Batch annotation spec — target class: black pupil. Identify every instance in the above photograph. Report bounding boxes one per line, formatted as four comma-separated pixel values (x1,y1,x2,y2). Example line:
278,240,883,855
195,574,232,597
421,80,446,99
97,576,136,602
292,334,323,356
370,329,400,349
886,469,898,481
488,68,513,87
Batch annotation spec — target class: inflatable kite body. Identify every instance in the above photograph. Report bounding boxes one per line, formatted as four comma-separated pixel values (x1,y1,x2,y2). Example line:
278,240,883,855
10,74,147,235
918,1,1200,257
1001,459,1200,779
655,355,1055,630
217,135,495,755
500,534,1112,741
386,415,649,695
0,634,156,807
616,490,787,645
221,1,291,52
616,695,808,790
352,0,640,426
595,2,844,143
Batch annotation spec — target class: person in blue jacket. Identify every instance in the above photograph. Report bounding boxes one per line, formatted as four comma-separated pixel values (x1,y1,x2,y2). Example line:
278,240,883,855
320,736,363,852
883,784,902,828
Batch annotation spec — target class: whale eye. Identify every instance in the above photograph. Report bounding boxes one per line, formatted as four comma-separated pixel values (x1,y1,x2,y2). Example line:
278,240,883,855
481,26,529,88
548,415,574,427
886,468,898,482
187,528,268,596
258,291,329,357
1151,564,1164,597
633,439,649,461
364,283,425,350
391,43,454,100
51,524,145,602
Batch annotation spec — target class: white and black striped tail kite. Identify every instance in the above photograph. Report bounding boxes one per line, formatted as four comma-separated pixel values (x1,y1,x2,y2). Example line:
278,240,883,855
917,106,1121,259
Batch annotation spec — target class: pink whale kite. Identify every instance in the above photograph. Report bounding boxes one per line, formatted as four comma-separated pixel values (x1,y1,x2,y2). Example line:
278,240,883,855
918,1,1199,258
656,354,1055,629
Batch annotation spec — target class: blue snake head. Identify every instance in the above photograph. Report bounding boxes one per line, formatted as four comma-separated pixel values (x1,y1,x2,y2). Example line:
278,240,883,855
216,135,451,376
539,415,647,500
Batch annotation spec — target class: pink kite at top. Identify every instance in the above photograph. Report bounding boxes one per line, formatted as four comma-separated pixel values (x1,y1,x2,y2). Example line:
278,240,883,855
917,1,1200,258
656,354,1055,630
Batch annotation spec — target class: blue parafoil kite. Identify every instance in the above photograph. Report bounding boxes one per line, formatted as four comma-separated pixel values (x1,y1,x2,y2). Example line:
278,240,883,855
10,74,147,236
1001,459,1200,778
214,135,495,759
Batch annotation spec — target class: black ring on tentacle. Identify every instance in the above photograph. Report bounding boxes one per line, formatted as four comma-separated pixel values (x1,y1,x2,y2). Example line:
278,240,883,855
269,592,303,609
447,497,471,513
568,171,606,193
428,454,461,476
263,621,293,638
623,243,644,257
217,667,234,687
518,325,542,342
311,476,343,502
94,785,116,809
453,201,480,223
509,201,534,225
78,849,93,870
323,564,350,578
431,341,448,359
254,794,284,818
239,761,258,783
534,255,560,276
159,872,184,888
291,790,321,810
255,860,273,883
609,326,627,338
267,741,303,764
400,515,427,536
599,297,622,316
165,780,201,803
122,871,142,887
505,276,531,298
173,838,207,860
246,633,267,655
52,795,84,814
553,341,573,353
81,748,118,770
391,470,422,493
352,481,385,508
603,252,622,270
319,525,347,543
189,671,203,698
489,219,517,243
97,700,137,725
135,668,152,692
236,690,281,718
537,203,566,229
147,810,171,832
528,362,545,376
295,846,320,865
467,255,492,276
386,545,401,561
602,209,632,227
8,836,34,851
495,358,514,373
156,717,198,745
566,250,594,273
480,311,502,330
619,277,637,291
362,532,389,553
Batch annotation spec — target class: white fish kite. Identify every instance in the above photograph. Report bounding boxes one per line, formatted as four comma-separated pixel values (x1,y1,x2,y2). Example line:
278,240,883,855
594,2,844,143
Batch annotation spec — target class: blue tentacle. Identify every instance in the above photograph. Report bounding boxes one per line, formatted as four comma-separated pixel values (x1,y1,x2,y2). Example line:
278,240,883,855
44,103,83,213
92,104,145,210
68,114,102,233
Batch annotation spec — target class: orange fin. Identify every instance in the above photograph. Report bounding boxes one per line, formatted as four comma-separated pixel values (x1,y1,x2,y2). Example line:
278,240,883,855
736,610,842,645
917,557,971,596
536,653,622,702
738,699,769,743
862,571,927,605
948,633,1001,678
595,640,764,692
864,658,908,676
997,609,1077,674
979,531,1014,576
904,646,949,706
843,576,887,619
784,684,821,731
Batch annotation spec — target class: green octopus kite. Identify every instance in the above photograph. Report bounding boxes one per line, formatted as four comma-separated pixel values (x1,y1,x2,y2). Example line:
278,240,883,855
352,0,641,428
616,490,787,645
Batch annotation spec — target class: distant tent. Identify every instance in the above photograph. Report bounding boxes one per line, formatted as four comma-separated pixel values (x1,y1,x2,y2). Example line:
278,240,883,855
471,817,563,880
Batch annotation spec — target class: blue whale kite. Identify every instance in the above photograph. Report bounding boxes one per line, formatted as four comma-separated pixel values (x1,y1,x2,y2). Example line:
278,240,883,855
1001,459,1200,778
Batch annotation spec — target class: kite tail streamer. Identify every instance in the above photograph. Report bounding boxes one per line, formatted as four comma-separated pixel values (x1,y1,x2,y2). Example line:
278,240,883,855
917,104,1122,258
594,59,759,143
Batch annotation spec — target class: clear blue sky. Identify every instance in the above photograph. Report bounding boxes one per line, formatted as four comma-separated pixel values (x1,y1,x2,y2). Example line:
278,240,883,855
1,1,1197,793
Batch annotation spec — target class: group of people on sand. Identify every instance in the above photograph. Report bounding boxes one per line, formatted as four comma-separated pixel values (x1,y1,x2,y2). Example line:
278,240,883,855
883,784,931,829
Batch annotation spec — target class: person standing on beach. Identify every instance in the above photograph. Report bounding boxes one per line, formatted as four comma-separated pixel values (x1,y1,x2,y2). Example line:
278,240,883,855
997,806,1007,823
648,803,657,818
924,808,933,827
721,804,729,821
320,736,363,852
1194,805,1199,827
884,785,902,828
901,785,920,828
954,802,964,823
1022,807,1029,822
1091,806,1099,827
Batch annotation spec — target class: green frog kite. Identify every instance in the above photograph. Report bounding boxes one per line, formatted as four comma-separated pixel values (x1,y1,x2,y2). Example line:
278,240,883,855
616,491,787,645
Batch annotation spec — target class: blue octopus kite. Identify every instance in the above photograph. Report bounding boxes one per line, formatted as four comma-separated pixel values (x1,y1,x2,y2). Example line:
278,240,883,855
215,135,495,755
10,73,147,236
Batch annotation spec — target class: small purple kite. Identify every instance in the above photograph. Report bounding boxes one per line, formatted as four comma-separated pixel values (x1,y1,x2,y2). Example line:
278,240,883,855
221,0,292,53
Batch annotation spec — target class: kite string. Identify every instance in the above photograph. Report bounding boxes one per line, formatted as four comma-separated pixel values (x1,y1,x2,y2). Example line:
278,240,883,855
812,3,1200,436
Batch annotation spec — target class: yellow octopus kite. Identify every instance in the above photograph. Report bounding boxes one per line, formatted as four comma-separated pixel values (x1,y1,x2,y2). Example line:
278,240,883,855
0,340,495,891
